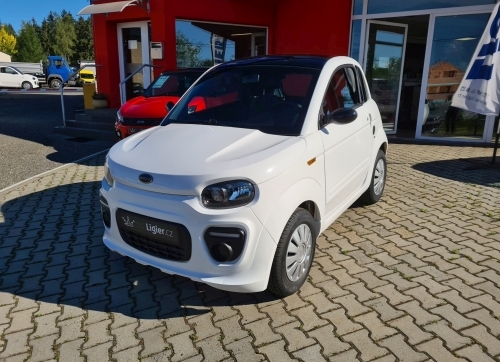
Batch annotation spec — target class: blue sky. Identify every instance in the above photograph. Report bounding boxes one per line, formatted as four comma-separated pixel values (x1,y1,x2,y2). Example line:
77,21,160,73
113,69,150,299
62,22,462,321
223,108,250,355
0,0,90,32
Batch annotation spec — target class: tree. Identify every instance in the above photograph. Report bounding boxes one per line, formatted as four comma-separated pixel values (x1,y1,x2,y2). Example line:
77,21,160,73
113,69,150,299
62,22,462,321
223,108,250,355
0,25,17,56
176,31,203,68
15,22,45,62
51,11,76,59
73,16,94,62
0,21,16,37
39,18,51,56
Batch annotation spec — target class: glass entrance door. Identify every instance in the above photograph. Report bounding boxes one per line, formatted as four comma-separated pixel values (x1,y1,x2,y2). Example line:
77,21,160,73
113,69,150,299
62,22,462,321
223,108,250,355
364,21,407,134
117,22,151,104
251,33,266,56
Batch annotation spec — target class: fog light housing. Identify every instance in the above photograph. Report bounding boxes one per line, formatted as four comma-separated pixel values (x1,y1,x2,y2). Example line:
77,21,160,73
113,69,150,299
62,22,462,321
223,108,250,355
204,227,245,262
100,195,111,228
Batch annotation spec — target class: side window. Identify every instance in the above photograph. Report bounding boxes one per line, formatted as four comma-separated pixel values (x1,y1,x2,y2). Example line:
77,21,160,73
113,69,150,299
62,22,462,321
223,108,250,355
5,68,17,75
0,68,5,74
355,66,368,103
321,67,362,119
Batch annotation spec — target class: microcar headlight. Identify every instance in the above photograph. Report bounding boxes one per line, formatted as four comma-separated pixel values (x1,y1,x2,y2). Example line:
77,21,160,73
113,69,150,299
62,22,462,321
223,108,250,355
103,159,114,187
117,110,124,124
201,180,255,209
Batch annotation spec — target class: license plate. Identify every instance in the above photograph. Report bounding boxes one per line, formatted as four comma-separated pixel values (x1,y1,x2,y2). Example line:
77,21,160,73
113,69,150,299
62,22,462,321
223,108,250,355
129,128,138,133
116,209,181,245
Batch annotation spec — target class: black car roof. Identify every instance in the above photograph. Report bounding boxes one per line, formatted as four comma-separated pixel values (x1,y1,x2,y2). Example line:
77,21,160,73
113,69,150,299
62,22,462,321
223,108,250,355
216,55,329,70
161,67,209,75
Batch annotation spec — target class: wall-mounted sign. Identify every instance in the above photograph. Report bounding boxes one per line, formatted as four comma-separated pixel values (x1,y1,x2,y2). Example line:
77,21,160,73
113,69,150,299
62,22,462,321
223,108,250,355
128,40,138,50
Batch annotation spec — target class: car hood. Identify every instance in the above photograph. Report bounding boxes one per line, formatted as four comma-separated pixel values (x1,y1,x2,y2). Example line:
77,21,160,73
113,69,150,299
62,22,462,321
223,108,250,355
107,124,306,195
120,95,181,119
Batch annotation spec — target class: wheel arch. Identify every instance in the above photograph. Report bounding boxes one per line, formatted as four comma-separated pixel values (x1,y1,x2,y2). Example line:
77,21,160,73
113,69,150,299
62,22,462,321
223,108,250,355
262,178,324,243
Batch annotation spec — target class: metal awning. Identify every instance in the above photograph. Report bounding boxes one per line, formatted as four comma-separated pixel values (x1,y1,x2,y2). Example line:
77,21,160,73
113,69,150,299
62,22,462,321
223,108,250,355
78,0,148,16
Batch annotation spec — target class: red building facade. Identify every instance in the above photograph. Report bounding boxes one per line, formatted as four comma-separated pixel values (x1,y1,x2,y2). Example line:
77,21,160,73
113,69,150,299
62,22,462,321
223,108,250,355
86,0,353,108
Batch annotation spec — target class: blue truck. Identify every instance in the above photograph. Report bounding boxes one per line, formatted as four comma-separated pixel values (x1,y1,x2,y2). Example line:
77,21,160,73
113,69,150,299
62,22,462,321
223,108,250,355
45,55,76,88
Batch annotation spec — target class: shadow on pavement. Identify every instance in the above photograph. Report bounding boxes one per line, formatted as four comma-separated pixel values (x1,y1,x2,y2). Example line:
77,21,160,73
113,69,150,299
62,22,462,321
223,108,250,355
412,157,500,188
0,181,278,320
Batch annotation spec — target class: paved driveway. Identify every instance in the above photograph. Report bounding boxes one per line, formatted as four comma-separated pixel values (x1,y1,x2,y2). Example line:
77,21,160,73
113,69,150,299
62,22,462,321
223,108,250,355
0,144,499,362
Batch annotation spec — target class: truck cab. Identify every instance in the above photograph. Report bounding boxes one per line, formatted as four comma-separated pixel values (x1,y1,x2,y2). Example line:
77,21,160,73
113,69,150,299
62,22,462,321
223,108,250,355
46,56,75,88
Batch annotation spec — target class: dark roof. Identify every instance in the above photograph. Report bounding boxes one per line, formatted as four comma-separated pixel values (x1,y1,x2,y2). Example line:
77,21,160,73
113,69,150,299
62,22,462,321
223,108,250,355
161,67,209,75
217,55,329,70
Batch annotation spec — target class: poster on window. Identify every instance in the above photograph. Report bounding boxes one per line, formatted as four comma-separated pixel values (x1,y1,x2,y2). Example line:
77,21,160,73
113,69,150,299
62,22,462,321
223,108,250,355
211,34,227,65
451,2,500,116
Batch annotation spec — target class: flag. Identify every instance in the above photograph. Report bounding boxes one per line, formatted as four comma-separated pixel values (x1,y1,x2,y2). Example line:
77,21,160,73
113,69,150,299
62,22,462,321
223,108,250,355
211,34,227,65
451,2,500,116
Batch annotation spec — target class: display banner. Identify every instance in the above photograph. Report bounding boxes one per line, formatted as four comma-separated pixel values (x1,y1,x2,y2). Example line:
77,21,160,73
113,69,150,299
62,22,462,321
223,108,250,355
451,2,500,116
211,34,227,65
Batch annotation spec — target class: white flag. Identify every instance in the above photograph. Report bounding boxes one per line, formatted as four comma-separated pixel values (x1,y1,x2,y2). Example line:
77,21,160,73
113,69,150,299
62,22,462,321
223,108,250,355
451,2,500,116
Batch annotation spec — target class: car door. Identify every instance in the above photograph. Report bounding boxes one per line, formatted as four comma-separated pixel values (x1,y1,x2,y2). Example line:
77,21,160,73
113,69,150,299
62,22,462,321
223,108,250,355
320,66,372,216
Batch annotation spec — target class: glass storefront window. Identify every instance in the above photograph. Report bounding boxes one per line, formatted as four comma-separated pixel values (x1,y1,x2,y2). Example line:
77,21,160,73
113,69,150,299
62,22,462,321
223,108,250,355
350,20,362,62
368,0,495,14
353,0,363,15
422,14,490,139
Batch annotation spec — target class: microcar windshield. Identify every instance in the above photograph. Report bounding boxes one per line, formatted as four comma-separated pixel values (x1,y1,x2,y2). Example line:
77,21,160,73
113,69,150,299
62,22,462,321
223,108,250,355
162,65,321,136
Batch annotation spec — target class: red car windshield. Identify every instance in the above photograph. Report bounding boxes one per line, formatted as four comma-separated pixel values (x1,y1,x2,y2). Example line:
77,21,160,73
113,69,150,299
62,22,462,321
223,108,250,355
144,71,205,98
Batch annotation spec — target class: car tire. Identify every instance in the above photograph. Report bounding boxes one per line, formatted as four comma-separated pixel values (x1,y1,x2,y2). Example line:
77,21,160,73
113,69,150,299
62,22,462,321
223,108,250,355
50,79,61,89
22,81,33,90
360,149,387,205
268,208,317,298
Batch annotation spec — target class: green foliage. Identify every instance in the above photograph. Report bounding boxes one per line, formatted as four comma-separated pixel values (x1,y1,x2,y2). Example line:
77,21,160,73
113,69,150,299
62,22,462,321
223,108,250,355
52,12,76,60
0,21,16,37
176,31,213,67
0,25,17,55
14,22,45,62
73,17,94,62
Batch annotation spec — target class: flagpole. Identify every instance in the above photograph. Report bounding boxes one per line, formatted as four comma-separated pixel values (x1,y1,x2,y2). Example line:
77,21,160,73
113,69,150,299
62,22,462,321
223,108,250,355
493,116,499,164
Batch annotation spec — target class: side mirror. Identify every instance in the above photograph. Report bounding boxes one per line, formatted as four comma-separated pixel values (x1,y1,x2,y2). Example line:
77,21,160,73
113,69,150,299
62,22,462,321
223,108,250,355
327,108,358,125
166,101,175,111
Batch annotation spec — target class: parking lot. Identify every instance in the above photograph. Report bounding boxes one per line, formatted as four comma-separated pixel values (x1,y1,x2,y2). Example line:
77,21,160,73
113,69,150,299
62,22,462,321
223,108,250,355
0,91,113,190
0,143,499,361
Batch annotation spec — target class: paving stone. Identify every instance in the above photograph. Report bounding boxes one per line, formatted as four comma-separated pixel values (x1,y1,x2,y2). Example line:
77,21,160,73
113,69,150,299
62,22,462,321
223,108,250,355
430,305,476,330
337,259,368,275
215,314,248,344
441,278,483,299
112,322,140,353
436,290,481,314
317,280,350,299
365,262,394,277
378,334,427,362
306,292,339,314
466,309,500,337
365,297,405,322
167,331,198,362
470,294,500,316
455,344,496,362
328,348,360,362
388,316,432,345
423,320,471,350
461,325,500,356
412,275,451,294
196,334,230,361
416,338,463,362
275,321,316,352
189,313,219,340
5,308,36,334
343,329,388,361
58,339,85,362
308,324,350,356
283,293,309,311
293,343,326,362
344,282,380,302
164,316,191,338
245,318,281,346
404,287,445,309
381,273,418,291
29,333,58,362
260,302,294,328
447,267,486,285
397,301,439,326
56,317,85,344
332,294,370,317
83,319,113,349
224,336,264,362
258,340,297,362
375,284,413,306
113,346,143,362
0,329,32,358
139,326,168,358
354,311,397,340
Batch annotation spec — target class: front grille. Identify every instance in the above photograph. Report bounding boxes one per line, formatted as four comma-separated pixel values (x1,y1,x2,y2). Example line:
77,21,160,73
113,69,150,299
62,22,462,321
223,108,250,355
122,117,163,126
116,209,191,262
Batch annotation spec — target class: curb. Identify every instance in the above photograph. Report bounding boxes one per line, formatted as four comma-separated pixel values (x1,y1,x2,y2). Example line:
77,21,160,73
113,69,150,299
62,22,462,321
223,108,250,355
0,149,109,196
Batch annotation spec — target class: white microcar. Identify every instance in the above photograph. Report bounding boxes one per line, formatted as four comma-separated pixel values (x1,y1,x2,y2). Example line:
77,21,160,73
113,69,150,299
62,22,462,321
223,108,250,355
100,56,388,297
0,66,39,89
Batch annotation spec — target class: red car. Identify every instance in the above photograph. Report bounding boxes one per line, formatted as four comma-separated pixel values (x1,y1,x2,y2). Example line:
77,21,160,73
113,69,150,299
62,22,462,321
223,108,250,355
115,68,207,139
